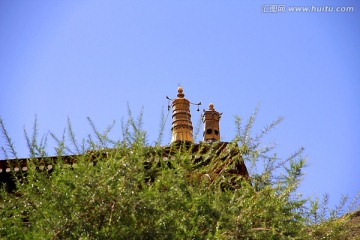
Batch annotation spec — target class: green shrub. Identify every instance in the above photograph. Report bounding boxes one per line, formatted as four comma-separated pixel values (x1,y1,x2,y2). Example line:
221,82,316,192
0,108,358,239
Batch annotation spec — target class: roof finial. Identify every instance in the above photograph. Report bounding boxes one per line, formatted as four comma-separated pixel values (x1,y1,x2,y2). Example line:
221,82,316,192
177,86,184,98
170,87,193,143
209,103,214,111
202,103,222,143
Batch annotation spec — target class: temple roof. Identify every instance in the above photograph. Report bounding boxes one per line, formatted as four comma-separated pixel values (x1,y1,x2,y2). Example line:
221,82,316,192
0,141,249,192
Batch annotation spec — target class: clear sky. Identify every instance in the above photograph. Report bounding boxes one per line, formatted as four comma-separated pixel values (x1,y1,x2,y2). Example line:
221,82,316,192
1,0,359,209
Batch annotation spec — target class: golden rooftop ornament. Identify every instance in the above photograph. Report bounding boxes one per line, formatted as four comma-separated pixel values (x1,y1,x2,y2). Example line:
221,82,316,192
166,87,201,143
202,103,222,142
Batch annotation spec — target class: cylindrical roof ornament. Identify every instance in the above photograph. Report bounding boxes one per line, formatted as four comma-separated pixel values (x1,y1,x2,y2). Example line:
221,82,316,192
202,103,222,143
167,87,200,143
170,87,193,143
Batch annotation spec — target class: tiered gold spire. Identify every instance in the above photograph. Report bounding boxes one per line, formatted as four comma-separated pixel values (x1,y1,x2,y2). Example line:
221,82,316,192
202,103,222,142
170,87,194,143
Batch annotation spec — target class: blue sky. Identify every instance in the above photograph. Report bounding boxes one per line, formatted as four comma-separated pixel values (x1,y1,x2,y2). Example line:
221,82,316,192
1,0,359,209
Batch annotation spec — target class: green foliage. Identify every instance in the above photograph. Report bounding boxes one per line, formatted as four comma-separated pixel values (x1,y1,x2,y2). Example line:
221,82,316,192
0,109,358,239
0,117,18,159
